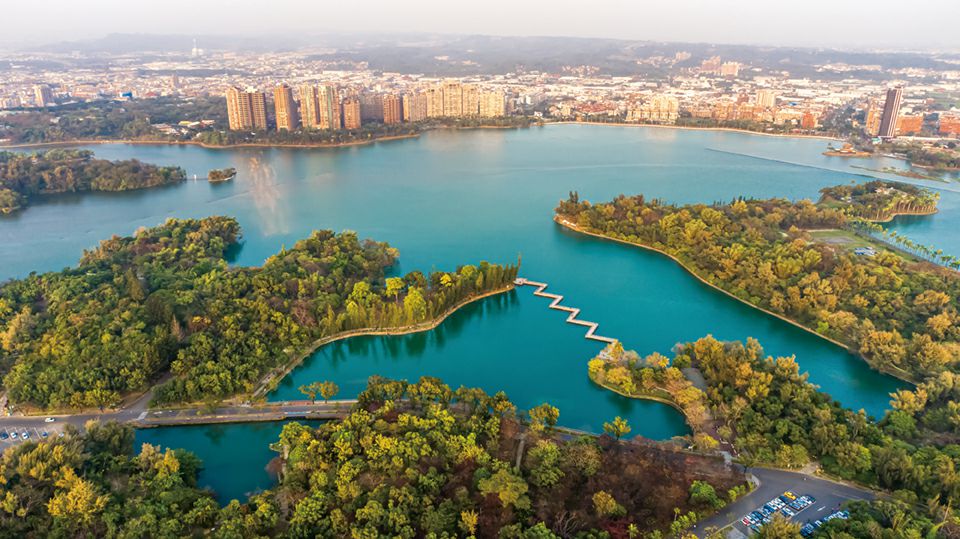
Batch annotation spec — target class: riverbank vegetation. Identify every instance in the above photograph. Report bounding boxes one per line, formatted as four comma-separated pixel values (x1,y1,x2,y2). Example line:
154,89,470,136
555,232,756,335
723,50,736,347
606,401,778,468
0,420,220,537
0,149,185,213
1,378,747,538
556,183,960,381
0,217,518,410
588,342,715,448
818,180,939,221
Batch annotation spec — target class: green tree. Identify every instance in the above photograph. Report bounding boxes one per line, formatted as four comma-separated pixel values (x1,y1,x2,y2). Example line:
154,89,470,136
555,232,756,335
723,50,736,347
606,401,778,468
603,416,631,440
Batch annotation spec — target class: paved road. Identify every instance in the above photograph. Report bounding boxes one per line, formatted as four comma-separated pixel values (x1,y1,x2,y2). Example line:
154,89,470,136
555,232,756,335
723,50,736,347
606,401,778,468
0,400,356,451
695,467,874,538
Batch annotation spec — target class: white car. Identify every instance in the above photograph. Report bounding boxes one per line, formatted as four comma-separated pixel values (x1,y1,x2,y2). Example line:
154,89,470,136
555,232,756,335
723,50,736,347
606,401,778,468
44,417,55,423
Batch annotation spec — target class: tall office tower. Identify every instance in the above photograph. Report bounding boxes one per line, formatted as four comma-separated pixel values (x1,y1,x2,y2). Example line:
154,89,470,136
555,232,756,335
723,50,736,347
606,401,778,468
382,94,403,124
478,90,506,117
402,92,428,122
342,97,362,129
226,87,268,130
461,85,479,116
319,85,341,130
755,89,776,109
33,85,54,107
426,87,444,118
864,99,882,136
273,84,299,131
299,85,321,129
878,87,903,139
442,81,463,117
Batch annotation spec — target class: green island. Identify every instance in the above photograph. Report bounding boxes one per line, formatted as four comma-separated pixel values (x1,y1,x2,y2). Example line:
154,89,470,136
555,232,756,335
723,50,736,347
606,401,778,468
0,377,749,538
0,217,517,410
555,181,960,382
0,149,185,214
589,336,960,538
207,167,237,183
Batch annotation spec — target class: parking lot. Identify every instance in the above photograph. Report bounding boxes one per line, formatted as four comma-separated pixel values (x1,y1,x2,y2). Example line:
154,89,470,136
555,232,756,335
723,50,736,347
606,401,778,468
0,422,66,448
695,467,873,538
736,490,850,536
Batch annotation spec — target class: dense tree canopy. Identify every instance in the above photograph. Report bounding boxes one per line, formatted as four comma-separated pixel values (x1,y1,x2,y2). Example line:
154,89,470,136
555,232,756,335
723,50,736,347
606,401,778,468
556,184,960,380
0,217,517,408
0,149,185,213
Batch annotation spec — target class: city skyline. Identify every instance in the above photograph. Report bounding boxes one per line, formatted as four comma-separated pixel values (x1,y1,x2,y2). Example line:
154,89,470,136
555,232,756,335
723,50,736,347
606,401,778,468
2,0,959,51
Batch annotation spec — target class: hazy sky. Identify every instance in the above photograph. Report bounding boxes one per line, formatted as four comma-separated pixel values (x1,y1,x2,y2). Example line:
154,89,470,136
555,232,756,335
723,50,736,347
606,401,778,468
4,0,959,50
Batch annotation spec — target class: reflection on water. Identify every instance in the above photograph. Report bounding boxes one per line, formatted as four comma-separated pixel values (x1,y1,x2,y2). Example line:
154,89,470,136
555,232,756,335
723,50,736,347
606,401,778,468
245,155,291,237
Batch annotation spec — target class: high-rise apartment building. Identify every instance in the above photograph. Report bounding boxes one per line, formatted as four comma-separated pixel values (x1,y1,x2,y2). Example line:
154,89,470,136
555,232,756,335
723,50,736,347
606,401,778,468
878,87,903,139
382,94,403,124
319,85,341,130
478,90,506,117
700,56,722,75
442,81,463,117
755,90,776,109
342,97,362,130
896,115,923,135
273,84,299,131
426,87,444,118
626,95,679,124
299,85,321,129
461,85,479,116
864,99,882,136
34,85,54,107
402,92,428,122
360,94,384,122
226,87,267,131
940,114,960,137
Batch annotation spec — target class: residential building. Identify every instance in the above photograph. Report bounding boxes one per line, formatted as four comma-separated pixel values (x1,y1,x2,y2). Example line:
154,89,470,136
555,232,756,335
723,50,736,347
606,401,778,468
627,95,679,124
402,92,428,122
700,56,722,75
461,84,479,116
226,86,267,131
426,87,444,118
896,115,923,135
360,93,384,121
342,97,362,129
33,84,53,107
299,85,321,129
720,62,740,78
382,94,403,124
940,114,960,136
864,99,882,136
442,81,463,117
801,111,818,130
273,84,299,131
478,90,506,117
319,85,341,130
878,87,903,138
755,90,777,109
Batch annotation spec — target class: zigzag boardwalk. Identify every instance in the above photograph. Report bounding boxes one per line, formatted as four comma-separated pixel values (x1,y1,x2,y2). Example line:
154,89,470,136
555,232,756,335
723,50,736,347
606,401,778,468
514,278,617,344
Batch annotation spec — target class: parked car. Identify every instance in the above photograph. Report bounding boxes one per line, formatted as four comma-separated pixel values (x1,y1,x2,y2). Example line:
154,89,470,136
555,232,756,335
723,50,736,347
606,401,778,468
44,417,55,423
10,432,17,440
783,491,797,500
0,432,8,440
781,507,796,517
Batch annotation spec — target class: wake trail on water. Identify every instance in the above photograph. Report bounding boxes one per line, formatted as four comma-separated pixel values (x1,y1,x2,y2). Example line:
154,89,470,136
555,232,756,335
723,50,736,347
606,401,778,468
705,148,960,195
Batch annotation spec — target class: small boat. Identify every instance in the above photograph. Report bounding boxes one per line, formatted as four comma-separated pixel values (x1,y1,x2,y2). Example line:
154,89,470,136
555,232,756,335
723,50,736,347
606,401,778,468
208,167,237,183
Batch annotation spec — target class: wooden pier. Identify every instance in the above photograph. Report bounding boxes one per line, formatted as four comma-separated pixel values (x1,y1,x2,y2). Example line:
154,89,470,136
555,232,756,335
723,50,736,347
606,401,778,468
514,278,617,344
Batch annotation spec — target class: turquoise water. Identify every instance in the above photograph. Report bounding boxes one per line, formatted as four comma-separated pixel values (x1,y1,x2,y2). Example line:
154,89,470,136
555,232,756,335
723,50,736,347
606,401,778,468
5,124,953,500
134,420,324,503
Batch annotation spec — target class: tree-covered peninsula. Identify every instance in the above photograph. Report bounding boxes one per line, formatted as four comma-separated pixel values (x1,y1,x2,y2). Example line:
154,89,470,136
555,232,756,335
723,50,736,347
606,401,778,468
0,377,746,538
556,182,960,381
0,217,517,410
590,336,960,538
0,149,185,213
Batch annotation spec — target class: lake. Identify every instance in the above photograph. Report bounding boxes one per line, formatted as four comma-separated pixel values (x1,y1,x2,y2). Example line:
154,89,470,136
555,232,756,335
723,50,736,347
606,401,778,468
6,124,955,501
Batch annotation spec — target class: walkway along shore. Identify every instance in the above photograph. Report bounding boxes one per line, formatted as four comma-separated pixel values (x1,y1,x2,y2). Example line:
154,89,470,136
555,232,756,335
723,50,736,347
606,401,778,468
553,216,917,386
548,121,841,142
249,284,516,400
0,133,422,151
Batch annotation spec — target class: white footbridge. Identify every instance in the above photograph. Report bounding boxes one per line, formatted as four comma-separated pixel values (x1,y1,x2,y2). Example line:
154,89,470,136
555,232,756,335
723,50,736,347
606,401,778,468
514,278,616,344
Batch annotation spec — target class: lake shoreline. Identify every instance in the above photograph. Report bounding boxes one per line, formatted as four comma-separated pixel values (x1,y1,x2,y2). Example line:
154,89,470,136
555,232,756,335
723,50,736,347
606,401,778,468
548,121,841,142
0,133,422,151
554,216,916,387
248,284,516,401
